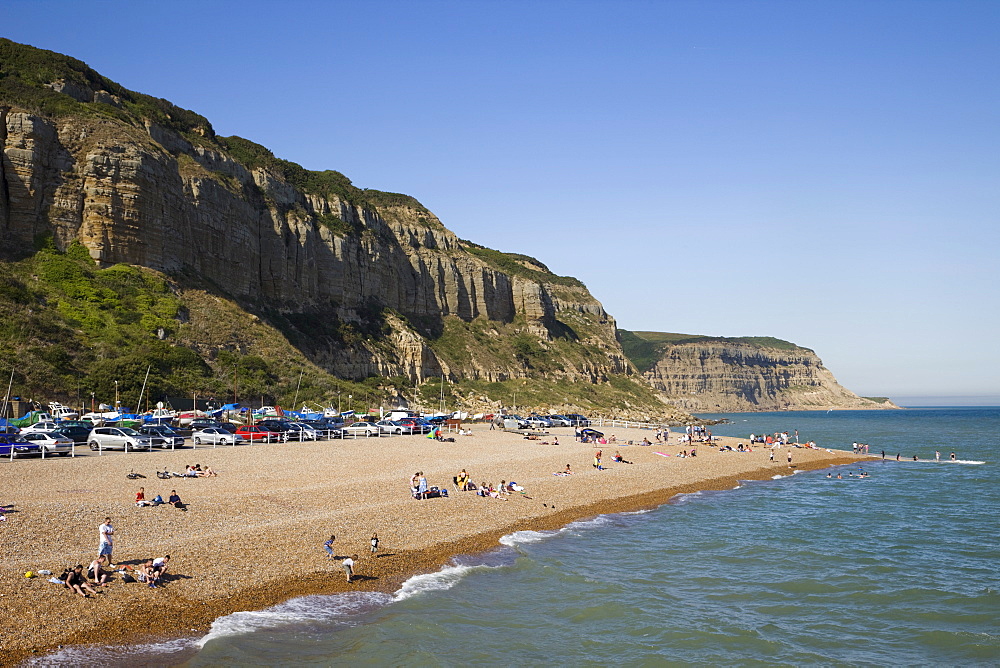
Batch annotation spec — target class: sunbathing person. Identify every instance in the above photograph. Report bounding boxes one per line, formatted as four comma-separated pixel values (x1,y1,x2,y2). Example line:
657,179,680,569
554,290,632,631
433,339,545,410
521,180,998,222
612,451,632,464
66,564,99,598
88,555,110,586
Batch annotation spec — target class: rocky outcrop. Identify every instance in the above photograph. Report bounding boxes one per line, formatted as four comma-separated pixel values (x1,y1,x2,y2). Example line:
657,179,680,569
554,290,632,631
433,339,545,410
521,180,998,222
623,332,899,412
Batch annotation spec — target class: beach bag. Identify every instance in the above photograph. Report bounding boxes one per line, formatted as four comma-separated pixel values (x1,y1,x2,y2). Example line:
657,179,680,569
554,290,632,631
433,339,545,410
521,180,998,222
440,488,448,497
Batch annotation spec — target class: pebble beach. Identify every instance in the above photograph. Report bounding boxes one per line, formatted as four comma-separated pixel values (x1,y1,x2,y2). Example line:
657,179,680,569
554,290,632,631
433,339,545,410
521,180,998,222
0,425,867,664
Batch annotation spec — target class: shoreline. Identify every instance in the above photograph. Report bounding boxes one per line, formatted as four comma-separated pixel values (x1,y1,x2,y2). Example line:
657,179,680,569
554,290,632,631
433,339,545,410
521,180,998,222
3,427,871,666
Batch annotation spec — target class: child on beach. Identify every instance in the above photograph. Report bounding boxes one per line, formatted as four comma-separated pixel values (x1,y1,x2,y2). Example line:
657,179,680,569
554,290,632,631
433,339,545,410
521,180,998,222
370,532,379,555
324,534,336,558
342,554,357,583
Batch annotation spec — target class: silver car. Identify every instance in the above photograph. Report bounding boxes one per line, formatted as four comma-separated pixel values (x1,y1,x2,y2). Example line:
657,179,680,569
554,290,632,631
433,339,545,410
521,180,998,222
21,431,75,456
88,427,155,452
191,427,245,446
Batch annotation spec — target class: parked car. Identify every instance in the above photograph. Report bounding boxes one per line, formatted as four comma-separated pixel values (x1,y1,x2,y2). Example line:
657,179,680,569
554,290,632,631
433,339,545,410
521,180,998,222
342,421,379,437
52,421,94,445
284,422,320,441
563,414,591,426
0,434,40,458
545,415,573,427
375,420,411,435
309,420,344,439
501,414,531,429
139,424,186,449
235,425,282,442
526,415,554,428
21,431,75,456
257,420,292,438
188,417,220,431
398,417,433,434
191,427,244,446
20,420,62,434
87,427,155,451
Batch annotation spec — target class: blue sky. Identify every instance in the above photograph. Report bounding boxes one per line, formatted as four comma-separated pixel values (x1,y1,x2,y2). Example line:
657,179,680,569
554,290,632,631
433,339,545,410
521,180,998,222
4,0,998,401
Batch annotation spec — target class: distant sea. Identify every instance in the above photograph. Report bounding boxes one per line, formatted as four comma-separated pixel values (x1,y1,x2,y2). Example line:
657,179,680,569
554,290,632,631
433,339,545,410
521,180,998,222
33,407,999,666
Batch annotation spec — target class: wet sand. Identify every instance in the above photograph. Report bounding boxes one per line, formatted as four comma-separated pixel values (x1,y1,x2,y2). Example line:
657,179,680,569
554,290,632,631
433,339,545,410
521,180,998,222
0,425,869,664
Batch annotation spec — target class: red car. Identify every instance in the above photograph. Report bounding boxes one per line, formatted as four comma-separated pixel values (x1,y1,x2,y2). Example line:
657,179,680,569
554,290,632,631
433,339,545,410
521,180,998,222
235,425,282,442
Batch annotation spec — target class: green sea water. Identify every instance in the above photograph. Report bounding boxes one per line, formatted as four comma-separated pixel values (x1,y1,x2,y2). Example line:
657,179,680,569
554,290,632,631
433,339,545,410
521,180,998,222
33,407,1000,666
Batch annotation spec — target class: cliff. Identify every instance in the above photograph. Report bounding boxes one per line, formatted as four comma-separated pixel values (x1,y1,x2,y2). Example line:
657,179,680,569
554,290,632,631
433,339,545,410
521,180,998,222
0,39,676,417
619,330,900,412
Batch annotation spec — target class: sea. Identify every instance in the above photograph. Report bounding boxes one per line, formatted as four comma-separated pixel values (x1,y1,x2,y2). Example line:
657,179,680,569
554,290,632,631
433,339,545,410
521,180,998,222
31,407,999,667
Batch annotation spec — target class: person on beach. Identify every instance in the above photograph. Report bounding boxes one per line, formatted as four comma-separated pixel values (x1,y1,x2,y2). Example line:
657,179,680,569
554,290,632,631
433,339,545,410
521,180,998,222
168,490,187,510
418,473,428,498
324,534,336,558
88,555,110,586
98,517,114,563
787,451,792,465
135,487,147,507
66,565,98,598
593,452,604,470
152,555,170,577
342,554,357,582
411,473,420,497
456,469,470,491
613,451,632,464
552,436,559,446
769,450,774,463
370,532,379,555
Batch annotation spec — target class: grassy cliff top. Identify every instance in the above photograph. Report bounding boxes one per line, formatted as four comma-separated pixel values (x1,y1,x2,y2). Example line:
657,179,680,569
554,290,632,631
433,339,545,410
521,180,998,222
619,329,811,372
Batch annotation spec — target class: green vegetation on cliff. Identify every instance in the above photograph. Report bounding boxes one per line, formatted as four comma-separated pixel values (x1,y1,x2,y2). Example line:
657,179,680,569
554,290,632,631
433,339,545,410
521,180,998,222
460,241,585,288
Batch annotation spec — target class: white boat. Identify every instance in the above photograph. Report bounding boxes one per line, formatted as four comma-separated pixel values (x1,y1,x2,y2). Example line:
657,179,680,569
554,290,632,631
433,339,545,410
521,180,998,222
48,402,79,420
81,410,122,426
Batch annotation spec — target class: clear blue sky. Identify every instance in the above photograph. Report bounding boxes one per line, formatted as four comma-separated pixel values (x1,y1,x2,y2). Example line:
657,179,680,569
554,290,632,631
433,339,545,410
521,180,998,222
5,0,998,401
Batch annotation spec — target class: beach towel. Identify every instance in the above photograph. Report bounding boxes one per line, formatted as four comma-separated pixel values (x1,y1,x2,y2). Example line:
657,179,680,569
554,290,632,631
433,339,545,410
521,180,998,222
653,452,671,457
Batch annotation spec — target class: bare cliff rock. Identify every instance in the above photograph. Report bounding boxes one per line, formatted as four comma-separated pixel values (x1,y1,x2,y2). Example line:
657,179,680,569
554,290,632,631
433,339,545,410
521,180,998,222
620,331,900,412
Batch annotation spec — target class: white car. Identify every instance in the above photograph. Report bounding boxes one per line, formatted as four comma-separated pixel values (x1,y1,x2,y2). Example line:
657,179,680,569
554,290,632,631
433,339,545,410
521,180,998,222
21,431,75,456
376,420,413,435
21,421,63,434
191,427,245,446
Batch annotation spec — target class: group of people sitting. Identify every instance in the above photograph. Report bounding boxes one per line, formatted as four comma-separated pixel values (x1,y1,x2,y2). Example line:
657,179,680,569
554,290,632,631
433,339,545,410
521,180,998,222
134,487,187,510
477,480,524,500
61,554,171,596
184,464,217,477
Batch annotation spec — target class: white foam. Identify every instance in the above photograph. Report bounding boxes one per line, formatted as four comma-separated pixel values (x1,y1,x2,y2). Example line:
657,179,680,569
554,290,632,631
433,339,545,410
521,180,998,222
620,508,653,515
566,515,613,530
198,591,391,647
393,562,491,601
28,638,195,666
499,529,557,546
771,474,785,479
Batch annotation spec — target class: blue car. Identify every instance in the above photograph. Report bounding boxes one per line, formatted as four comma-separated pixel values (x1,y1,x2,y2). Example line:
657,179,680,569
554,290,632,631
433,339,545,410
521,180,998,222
0,435,41,458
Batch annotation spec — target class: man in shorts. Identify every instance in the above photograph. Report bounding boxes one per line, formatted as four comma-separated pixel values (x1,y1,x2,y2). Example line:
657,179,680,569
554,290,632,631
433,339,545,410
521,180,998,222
98,517,114,564
342,554,358,583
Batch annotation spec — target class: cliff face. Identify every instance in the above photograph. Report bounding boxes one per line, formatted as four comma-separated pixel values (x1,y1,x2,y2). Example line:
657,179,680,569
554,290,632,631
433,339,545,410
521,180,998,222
0,47,625,387
621,331,898,412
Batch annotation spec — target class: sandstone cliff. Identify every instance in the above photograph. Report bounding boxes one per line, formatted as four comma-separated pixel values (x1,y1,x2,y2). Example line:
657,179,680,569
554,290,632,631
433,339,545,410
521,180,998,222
0,39,643,410
620,330,900,412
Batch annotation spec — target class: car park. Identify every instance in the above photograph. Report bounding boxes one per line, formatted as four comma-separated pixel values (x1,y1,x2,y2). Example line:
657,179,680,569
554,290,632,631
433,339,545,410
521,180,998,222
342,421,379,437
192,427,245,446
235,425,282,442
138,424,186,448
0,435,40,458
21,431,75,456
88,427,156,451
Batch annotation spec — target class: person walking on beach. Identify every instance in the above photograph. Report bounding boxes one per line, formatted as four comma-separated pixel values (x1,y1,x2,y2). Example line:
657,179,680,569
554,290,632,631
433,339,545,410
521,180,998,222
342,554,357,583
98,517,114,564
324,534,336,558
370,532,379,555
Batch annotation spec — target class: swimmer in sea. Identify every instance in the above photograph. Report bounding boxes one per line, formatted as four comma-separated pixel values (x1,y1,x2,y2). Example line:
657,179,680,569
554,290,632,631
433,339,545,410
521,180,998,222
950,452,956,460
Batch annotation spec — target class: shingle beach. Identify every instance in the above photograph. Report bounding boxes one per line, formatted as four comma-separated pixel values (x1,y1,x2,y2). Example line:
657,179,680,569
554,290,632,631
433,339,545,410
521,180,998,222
0,425,869,664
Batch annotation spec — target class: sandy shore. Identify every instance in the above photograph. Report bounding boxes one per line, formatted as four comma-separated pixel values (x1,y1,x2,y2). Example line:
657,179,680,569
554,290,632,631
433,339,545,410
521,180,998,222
0,425,870,665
